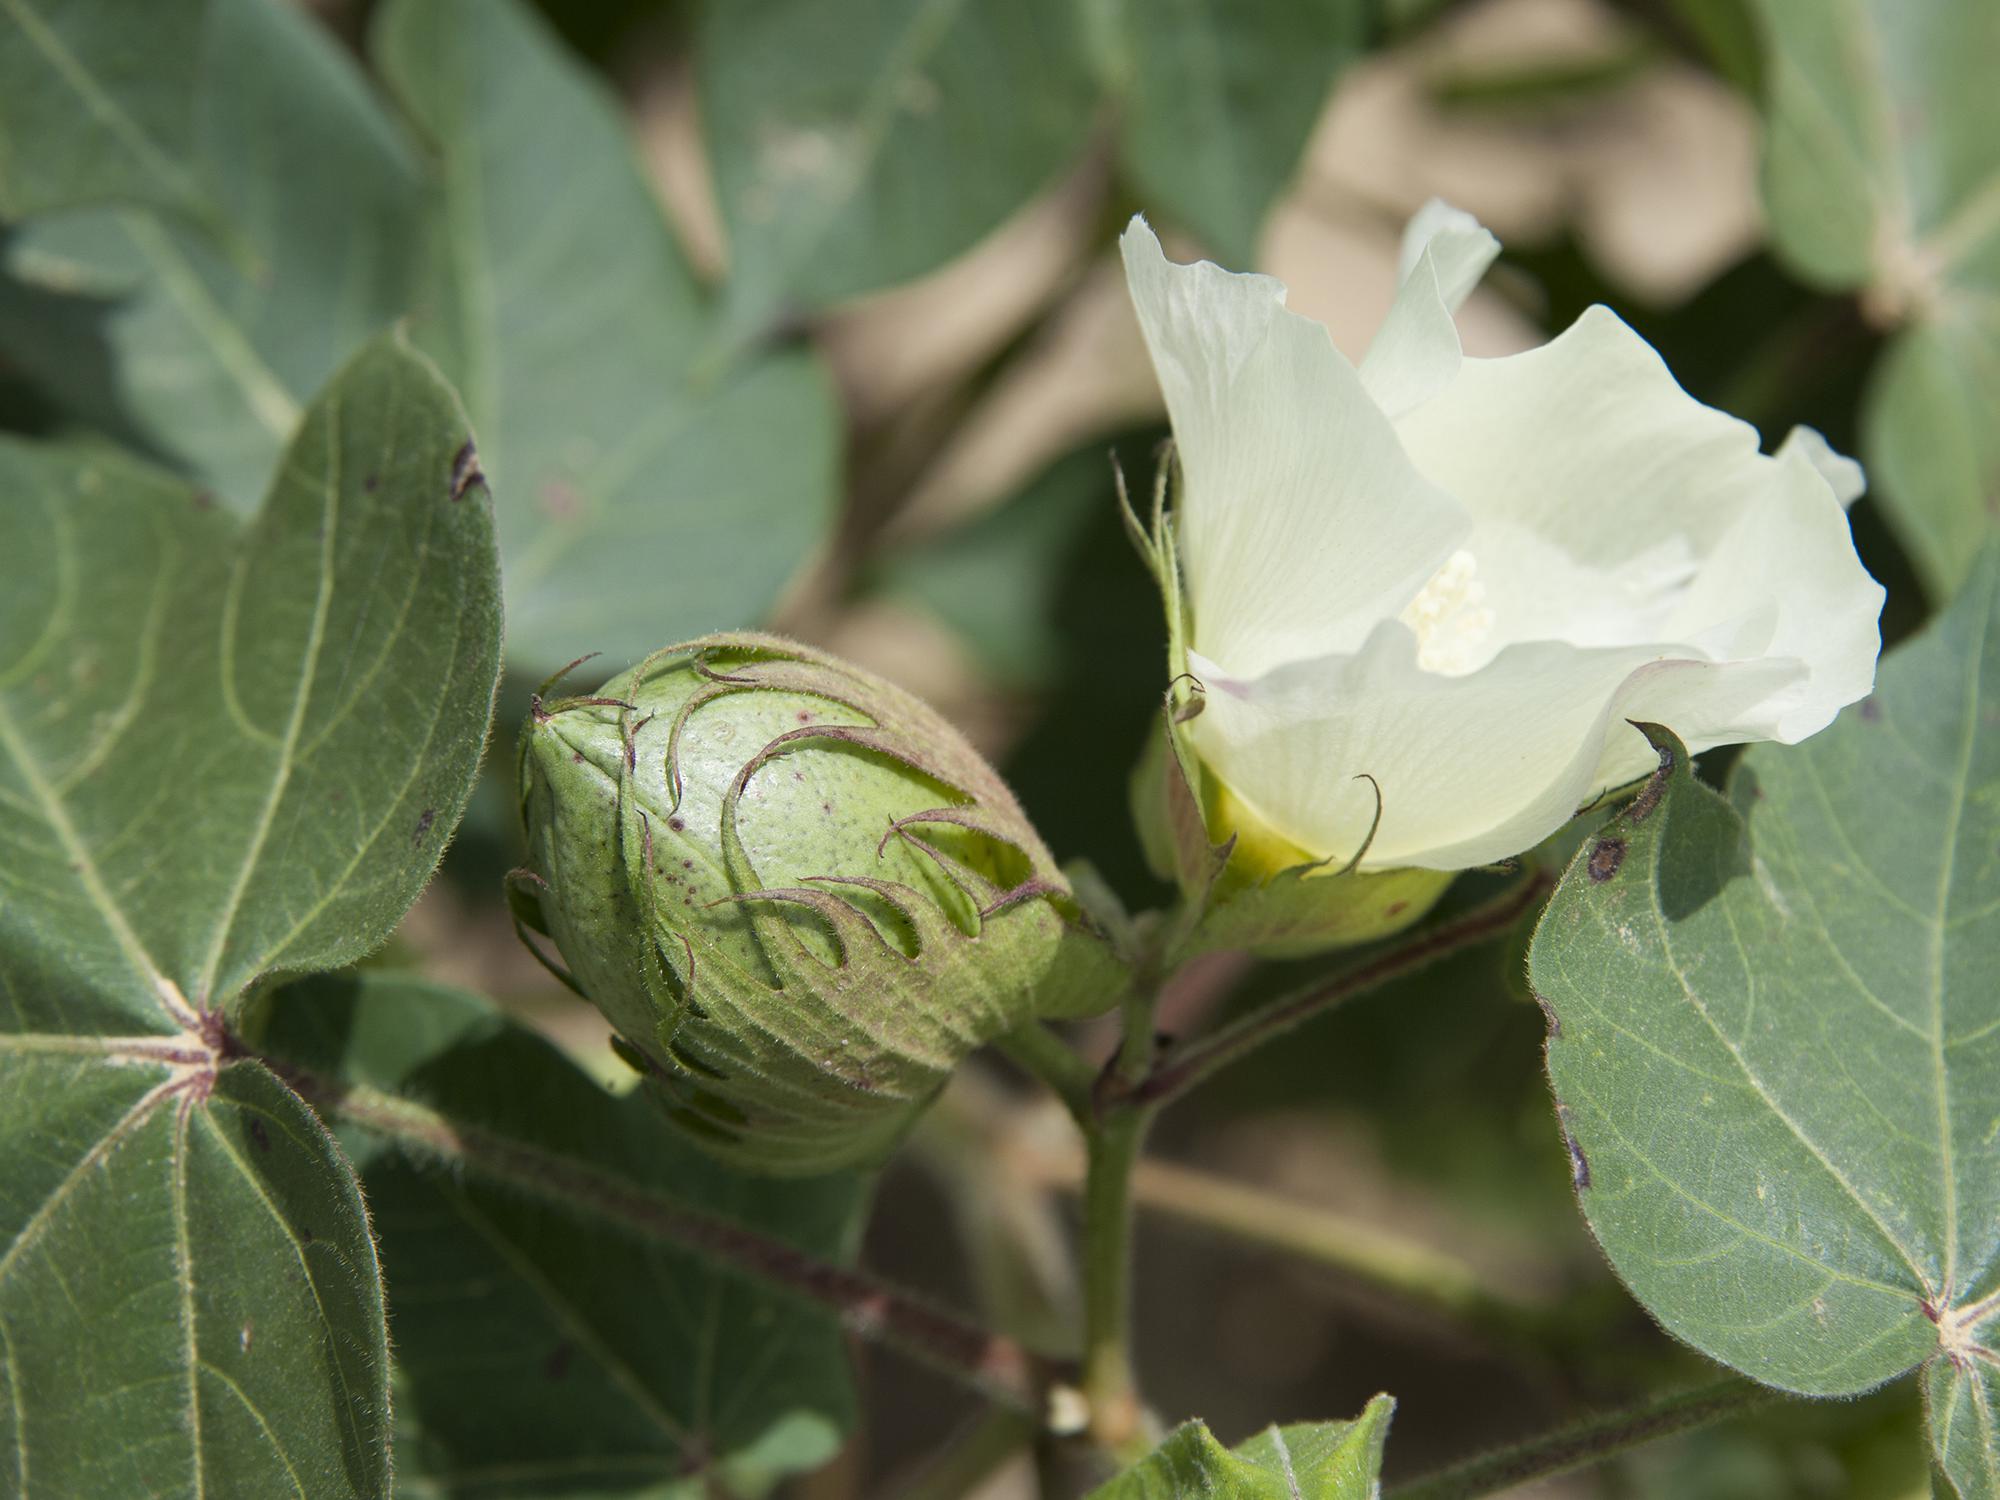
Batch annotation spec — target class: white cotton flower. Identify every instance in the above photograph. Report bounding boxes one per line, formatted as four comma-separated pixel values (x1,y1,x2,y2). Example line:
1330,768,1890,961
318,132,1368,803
1121,206,1883,873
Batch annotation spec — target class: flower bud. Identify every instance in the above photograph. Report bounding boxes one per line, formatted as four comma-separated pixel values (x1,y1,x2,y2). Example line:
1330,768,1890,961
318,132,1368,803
1131,706,1451,963
515,634,1121,1175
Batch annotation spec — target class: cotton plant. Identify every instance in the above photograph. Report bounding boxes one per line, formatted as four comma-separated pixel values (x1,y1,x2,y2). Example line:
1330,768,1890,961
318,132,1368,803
4,1,1995,1494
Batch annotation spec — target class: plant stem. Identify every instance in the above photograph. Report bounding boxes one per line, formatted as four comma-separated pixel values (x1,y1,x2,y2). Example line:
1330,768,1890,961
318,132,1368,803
1080,1102,1155,1458
1136,872,1553,1107
286,1068,1064,1416
887,1408,1037,1500
1385,1377,1782,1500
1119,1159,1549,1336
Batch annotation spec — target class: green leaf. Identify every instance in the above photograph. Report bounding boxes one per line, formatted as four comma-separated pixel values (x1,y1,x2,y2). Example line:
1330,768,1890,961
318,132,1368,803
256,972,863,1499
1086,1396,1394,1499
1929,1355,2000,1500
0,1050,390,1498
0,0,212,224
699,0,1097,351
1751,0,2000,597
1094,0,1366,267
1529,550,2000,1476
0,0,426,514
374,0,840,675
2,334,501,1014
0,335,499,1494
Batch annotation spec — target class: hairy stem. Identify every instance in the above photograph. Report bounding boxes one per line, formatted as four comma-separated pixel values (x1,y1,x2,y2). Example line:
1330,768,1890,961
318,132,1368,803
1137,872,1554,1107
1080,1104,1155,1458
1385,1377,1781,1500
887,1408,1037,1500
1119,1159,1550,1336
287,1068,1064,1414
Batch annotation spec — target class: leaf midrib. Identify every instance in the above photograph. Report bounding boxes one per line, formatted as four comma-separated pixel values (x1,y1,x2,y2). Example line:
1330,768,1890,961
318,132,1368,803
191,393,343,1006
1929,561,1992,1302
1642,866,1932,1291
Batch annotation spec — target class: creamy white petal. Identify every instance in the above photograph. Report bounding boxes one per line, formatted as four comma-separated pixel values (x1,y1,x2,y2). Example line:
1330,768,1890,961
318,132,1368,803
1775,424,1867,508
1392,304,1835,654
1190,630,1811,871
1120,217,1467,678
1361,200,1502,418
1655,437,1883,741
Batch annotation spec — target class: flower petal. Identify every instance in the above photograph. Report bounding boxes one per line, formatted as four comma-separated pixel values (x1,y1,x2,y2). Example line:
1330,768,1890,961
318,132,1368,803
1190,627,1820,871
1120,217,1467,678
1775,424,1866,508
1654,437,1883,742
1390,305,1867,658
1359,200,1502,418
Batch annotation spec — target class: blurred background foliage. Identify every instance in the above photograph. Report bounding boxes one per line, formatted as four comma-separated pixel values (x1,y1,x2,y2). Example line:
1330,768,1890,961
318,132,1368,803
3,0,1988,1493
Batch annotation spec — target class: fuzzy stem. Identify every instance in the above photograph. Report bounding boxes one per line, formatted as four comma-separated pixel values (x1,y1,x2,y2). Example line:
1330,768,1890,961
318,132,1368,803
887,1408,1037,1500
1080,1103,1155,1458
287,1069,1063,1414
1136,872,1553,1107
1385,1377,1781,1500
1120,1159,1549,1336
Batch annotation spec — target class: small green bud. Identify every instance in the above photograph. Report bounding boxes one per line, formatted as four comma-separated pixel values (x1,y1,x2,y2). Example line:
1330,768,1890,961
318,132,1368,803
515,634,1121,1175
1131,710,1451,963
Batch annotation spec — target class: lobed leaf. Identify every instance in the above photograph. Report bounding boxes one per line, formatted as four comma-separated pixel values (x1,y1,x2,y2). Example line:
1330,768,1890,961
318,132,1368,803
257,973,863,1499
1530,548,2000,1487
0,334,502,1494
375,0,840,676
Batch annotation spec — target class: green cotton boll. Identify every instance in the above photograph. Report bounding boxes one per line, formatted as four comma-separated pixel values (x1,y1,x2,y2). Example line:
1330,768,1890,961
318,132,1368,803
515,633,1124,1176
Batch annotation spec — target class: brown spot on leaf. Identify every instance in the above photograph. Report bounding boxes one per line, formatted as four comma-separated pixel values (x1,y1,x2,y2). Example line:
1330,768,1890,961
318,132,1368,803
668,817,685,832
449,439,484,502
1535,993,1561,1038
248,1117,272,1153
1383,900,1407,918
1587,838,1627,883
412,808,436,847
363,473,379,494
1558,1110,1591,1189
544,1341,574,1381
1625,731,1675,822
1858,697,1881,722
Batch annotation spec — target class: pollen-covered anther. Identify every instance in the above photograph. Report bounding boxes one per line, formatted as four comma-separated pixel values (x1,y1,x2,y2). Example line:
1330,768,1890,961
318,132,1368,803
1400,547,1496,677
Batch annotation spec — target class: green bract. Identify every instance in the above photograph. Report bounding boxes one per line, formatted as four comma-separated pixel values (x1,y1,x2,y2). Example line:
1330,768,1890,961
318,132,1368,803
516,634,1122,1175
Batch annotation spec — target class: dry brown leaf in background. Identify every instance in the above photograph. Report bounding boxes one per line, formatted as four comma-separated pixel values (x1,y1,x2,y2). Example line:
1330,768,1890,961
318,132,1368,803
816,154,1109,429
632,45,729,284
1291,0,1761,305
886,253,1165,547
1261,206,1542,364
